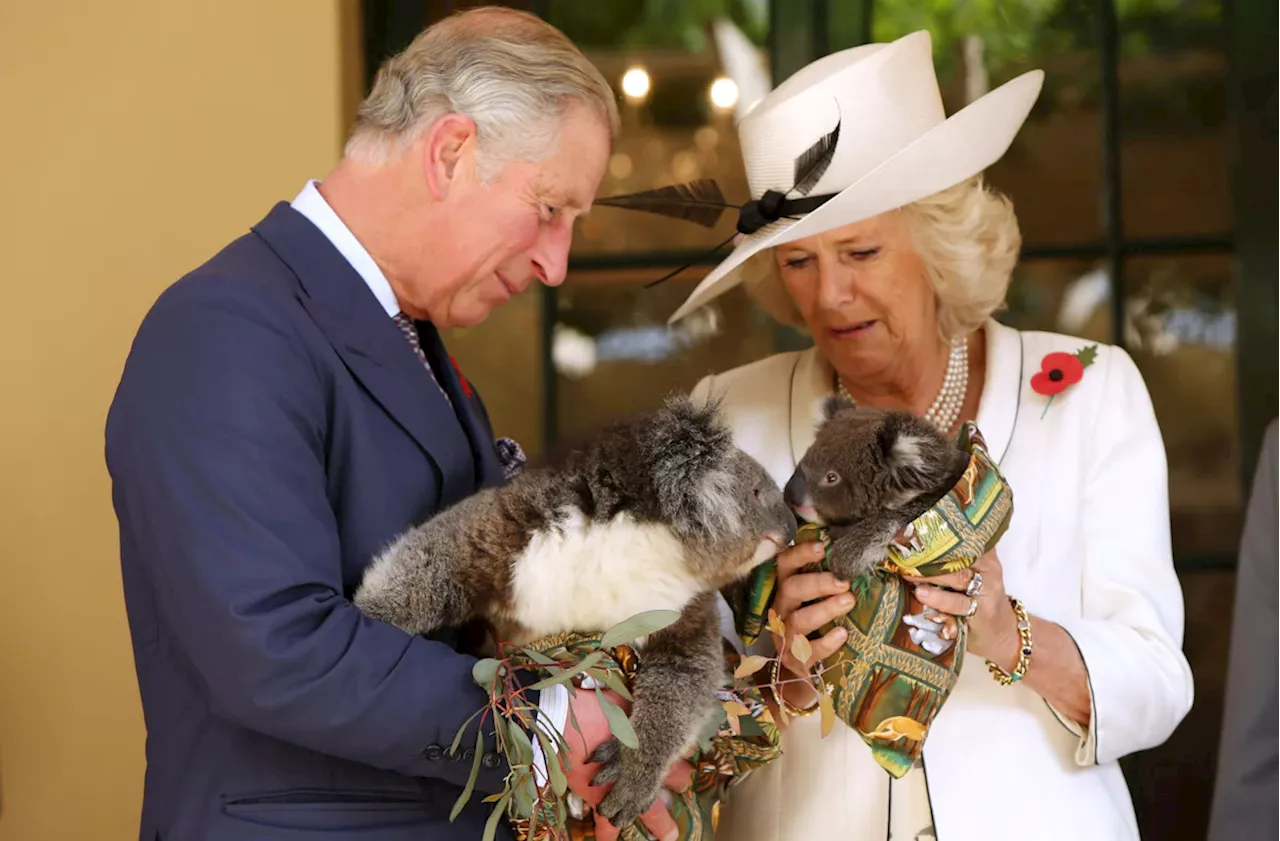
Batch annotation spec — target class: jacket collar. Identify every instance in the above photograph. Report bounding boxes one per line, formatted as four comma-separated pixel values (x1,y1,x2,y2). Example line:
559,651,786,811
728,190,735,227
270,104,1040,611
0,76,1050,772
249,201,491,501
788,318,1023,467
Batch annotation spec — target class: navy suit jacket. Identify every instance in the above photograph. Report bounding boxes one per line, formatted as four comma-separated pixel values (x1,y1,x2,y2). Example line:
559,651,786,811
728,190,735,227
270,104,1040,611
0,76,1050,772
105,202,528,840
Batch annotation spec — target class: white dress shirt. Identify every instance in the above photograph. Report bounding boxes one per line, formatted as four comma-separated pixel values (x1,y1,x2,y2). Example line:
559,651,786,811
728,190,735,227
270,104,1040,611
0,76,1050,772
291,179,400,317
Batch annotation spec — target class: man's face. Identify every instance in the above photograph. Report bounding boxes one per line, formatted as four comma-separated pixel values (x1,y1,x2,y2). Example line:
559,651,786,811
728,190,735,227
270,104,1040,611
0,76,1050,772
417,105,611,328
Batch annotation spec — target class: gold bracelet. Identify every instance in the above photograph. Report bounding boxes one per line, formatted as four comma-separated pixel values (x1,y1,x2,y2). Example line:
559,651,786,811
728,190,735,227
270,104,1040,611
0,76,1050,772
986,596,1033,686
769,655,820,717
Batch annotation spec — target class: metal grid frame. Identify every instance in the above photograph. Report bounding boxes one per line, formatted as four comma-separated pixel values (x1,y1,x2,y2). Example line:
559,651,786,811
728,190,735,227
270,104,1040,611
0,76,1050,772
364,0,1273,571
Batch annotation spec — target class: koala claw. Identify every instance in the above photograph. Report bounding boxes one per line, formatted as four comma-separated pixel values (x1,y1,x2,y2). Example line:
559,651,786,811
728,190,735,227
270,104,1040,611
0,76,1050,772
588,738,623,785
588,738,661,827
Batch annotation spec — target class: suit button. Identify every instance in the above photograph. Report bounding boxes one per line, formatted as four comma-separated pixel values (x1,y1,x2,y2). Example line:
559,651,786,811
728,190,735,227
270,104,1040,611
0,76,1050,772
424,745,443,761
462,748,476,762
481,752,501,769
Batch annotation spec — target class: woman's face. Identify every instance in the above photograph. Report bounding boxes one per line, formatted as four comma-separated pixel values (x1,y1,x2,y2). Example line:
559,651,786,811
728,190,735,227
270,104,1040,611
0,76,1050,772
774,210,938,379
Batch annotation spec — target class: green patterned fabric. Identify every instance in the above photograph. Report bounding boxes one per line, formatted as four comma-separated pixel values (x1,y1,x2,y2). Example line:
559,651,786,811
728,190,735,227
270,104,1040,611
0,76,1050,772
505,633,782,841
733,421,1014,777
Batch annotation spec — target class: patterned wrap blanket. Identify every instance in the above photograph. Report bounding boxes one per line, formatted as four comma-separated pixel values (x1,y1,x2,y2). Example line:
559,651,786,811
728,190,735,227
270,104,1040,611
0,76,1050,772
728,421,1014,778
506,632,782,841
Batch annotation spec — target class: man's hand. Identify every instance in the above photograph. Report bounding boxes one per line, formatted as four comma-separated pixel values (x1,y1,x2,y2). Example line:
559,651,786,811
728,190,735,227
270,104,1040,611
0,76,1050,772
559,686,692,841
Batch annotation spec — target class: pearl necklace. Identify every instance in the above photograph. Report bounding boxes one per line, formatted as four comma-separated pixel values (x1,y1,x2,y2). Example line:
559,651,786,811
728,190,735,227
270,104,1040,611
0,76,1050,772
834,335,970,434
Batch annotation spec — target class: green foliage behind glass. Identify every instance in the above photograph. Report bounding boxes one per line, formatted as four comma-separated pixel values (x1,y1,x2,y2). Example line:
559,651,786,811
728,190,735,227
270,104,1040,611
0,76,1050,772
548,0,768,51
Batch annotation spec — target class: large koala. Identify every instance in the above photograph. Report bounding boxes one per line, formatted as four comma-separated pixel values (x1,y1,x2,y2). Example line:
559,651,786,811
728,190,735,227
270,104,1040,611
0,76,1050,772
354,394,797,827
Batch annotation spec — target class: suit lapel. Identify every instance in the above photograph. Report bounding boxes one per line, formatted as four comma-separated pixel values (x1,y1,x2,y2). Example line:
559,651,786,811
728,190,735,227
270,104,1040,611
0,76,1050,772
972,318,1022,465
415,320,506,489
250,202,476,503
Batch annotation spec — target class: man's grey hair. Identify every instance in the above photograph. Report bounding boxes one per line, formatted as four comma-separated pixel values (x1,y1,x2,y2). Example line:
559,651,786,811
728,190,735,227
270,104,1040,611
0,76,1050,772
345,7,620,181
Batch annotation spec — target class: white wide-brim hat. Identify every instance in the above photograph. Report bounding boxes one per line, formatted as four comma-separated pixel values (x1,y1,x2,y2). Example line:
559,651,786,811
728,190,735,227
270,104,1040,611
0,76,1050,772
660,30,1043,323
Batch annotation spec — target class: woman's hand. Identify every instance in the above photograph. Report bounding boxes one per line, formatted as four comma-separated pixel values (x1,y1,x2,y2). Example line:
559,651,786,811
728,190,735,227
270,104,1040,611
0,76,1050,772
902,548,1094,727
902,549,1020,670
769,540,855,711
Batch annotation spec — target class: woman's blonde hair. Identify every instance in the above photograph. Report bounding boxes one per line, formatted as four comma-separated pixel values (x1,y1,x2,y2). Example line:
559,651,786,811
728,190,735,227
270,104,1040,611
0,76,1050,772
741,176,1021,340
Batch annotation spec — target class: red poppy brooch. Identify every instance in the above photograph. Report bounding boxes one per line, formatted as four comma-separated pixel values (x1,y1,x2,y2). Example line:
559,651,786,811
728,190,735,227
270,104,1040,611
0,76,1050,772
1031,345,1097,417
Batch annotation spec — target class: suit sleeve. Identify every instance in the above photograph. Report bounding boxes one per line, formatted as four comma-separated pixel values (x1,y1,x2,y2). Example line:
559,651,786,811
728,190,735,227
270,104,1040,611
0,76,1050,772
105,288,514,792
1049,346,1195,765
1206,420,1278,841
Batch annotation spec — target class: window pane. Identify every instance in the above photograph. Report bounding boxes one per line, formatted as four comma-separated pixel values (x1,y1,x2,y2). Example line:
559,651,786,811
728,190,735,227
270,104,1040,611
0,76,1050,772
1119,0,1231,239
548,1,771,256
439,288,545,459
996,257,1115,341
1125,253,1239,556
552,267,776,443
870,4,1103,246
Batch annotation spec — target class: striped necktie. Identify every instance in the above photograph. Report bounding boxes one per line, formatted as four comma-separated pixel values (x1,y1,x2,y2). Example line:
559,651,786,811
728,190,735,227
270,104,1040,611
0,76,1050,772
392,312,452,408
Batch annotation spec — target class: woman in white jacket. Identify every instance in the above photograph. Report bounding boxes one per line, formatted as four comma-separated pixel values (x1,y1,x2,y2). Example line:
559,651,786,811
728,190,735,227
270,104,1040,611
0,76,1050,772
652,30,1192,841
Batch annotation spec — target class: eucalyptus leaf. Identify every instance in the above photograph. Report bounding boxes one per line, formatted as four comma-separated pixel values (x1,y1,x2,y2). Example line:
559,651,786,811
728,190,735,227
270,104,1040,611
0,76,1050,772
471,658,502,689
599,609,681,648
790,634,813,664
596,690,639,749
521,647,559,666
566,699,586,748
507,719,535,767
535,728,568,797
512,772,537,819
733,655,771,679
600,668,634,702
538,716,571,755
480,790,512,841
450,724,486,822
449,707,483,756
819,691,836,737
529,651,606,690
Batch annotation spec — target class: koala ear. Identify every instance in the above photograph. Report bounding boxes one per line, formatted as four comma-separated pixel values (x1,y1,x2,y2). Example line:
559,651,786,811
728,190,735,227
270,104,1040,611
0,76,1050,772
878,413,930,476
646,395,734,513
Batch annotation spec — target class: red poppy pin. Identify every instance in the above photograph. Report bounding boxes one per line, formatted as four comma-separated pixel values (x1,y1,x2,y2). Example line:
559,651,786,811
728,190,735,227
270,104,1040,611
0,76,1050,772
449,355,472,398
1031,345,1097,418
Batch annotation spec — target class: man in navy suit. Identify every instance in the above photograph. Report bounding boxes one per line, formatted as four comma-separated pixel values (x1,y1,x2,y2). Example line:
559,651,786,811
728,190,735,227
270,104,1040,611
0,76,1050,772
105,8,686,841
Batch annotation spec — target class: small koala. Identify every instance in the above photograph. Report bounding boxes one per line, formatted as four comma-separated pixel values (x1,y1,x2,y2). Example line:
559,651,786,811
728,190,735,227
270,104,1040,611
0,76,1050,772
784,397,970,581
353,395,797,827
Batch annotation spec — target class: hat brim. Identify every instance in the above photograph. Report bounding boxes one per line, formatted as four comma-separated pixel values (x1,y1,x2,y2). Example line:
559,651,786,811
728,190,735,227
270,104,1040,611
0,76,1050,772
667,68,1045,324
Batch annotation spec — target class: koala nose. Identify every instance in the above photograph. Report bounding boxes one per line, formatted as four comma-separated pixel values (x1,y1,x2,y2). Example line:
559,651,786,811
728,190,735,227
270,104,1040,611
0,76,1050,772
781,506,798,545
783,469,808,510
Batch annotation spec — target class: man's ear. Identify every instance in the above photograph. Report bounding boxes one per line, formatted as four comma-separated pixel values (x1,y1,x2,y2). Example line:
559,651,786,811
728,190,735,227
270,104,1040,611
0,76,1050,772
422,113,479,200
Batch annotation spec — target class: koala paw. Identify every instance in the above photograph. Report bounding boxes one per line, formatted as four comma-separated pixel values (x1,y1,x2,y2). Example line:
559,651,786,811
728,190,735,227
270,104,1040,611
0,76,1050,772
588,738,662,828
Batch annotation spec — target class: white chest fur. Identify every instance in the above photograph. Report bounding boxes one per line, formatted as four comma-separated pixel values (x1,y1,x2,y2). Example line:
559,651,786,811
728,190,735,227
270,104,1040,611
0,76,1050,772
507,507,702,642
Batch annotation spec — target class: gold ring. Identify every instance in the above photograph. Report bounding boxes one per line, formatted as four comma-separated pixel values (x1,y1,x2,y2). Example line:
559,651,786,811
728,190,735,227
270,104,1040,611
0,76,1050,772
964,597,979,619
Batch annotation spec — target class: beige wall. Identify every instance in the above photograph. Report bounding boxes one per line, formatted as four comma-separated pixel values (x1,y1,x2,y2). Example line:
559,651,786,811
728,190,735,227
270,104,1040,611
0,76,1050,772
0,3,349,838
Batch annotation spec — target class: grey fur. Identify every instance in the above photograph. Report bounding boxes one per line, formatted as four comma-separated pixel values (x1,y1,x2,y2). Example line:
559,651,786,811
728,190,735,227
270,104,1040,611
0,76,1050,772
353,394,796,828
784,398,970,581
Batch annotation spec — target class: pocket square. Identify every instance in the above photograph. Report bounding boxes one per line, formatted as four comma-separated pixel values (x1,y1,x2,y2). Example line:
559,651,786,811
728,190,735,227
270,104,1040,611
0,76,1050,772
495,436,526,480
